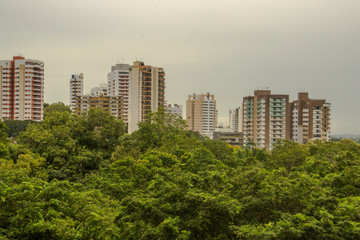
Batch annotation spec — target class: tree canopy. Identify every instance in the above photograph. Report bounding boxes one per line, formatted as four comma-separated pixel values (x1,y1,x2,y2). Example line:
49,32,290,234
1,107,360,239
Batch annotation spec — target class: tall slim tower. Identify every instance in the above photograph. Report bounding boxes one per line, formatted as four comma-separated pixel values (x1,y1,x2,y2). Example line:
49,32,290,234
186,93,217,138
290,92,331,143
243,90,290,150
69,73,84,112
229,107,242,132
0,56,44,121
128,61,165,133
107,64,130,122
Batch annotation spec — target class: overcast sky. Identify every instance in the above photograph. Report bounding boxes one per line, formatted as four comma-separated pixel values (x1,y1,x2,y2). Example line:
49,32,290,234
1,0,359,134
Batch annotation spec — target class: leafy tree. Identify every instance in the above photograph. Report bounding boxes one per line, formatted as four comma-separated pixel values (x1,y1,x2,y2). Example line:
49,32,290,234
3,120,36,138
1,108,360,239
44,102,71,117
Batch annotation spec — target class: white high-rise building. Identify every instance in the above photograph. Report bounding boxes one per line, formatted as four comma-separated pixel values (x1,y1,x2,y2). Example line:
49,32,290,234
165,102,183,118
0,56,44,121
91,83,107,96
107,64,130,123
69,73,83,112
186,93,217,138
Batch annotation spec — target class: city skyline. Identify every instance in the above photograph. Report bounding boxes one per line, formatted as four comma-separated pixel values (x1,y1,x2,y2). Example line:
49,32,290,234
1,0,359,134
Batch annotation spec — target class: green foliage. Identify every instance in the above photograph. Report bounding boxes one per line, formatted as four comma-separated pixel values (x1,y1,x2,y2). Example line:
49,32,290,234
117,108,202,156
3,120,36,138
43,102,71,117
1,109,360,239
17,108,125,180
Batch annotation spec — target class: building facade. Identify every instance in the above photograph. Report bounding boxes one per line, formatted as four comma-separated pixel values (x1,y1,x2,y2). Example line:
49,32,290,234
229,107,242,132
0,56,44,121
75,95,123,120
243,90,290,150
290,92,331,143
186,93,217,138
69,73,84,112
128,61,165,133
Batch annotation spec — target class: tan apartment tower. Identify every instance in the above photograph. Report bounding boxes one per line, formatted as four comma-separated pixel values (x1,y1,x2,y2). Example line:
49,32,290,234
290,92,331,143
69,73,84,112
128,61,165,133
186,93,217,138
243,90,290,150
0,56,44,121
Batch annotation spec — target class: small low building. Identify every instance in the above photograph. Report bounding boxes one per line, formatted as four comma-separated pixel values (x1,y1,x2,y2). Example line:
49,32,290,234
213,131,243,147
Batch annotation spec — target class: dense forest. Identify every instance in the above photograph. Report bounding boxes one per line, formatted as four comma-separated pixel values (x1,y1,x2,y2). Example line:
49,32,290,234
1,104,360,239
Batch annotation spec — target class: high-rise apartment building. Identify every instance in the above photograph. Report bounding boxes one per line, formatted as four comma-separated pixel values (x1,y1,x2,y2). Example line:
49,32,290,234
107,64,130,122
290,92,331,143
186,93,217,138
91,83,107,96
128,61,165,133
103,61,166,132
69,73,84,112
0,56,44,121
243,90,290,150
229,107,242,132
75,95,123,120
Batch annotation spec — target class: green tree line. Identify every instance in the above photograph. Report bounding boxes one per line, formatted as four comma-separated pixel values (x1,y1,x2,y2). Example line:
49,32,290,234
1,104,360,239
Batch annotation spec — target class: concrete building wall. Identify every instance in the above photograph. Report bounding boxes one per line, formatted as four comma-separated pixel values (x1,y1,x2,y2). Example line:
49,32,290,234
128,66,141,133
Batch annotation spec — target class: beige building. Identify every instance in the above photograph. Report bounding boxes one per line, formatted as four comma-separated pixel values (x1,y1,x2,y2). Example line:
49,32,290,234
0,56,44,121
75,95,123,120
186,93,217,138
243,90,290,150
290,92,331,143
128,61,165,133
